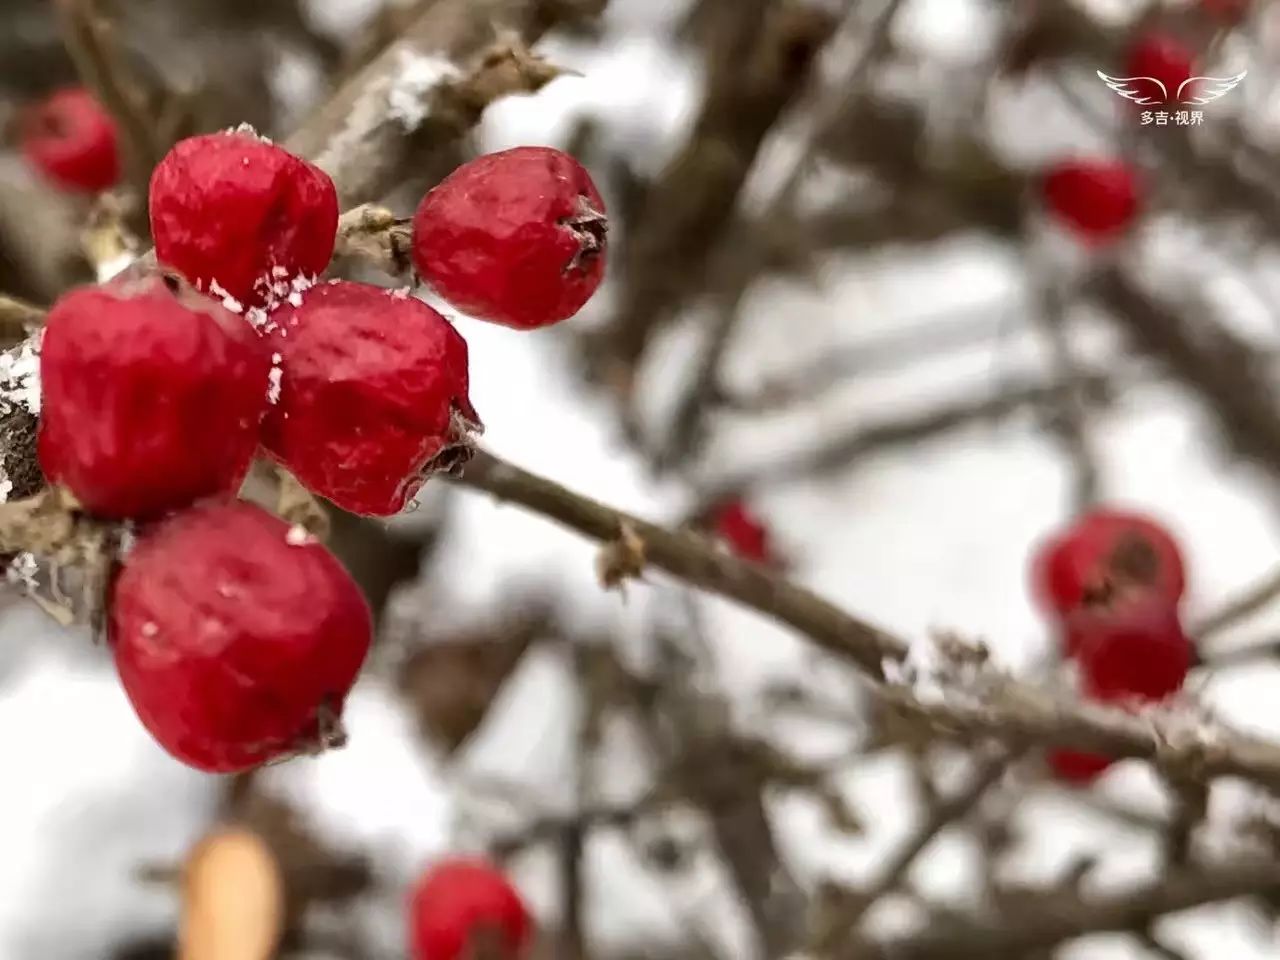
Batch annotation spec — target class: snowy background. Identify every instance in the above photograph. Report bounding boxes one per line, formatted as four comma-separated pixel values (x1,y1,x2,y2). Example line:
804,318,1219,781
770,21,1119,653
3,0,1280,957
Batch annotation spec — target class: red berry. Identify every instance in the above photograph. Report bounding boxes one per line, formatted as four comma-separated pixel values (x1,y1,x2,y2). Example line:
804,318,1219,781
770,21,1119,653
711,499,772,564
261,281,480,516
150,131,338,307
412,146,607,330
21,88,120,194
1042,160,1141,243
1048,748,1114,785
1074,601,1192,702
111,500,372,772
410,858,532,960
1201,0,1248,23
38,273,270,519
1031,508,1185,624
1123,31,1196,101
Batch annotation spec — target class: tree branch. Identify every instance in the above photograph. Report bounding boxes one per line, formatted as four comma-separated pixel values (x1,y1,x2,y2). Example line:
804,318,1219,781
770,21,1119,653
450,450,1280,789
855,861,1280,959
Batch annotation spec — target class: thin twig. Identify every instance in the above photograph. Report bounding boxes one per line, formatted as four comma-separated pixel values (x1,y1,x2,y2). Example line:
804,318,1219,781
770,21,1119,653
1033,277,1100,513
55,0,165,205
1193,565,1280,642
451,449,1280,789
855,861,1280,959
0,294,44,347
657,0,906,468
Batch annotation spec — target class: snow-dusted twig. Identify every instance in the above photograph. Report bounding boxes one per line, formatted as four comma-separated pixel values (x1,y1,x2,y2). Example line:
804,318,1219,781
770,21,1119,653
454,450,1280,790
855,860,1280,959
287,0,594,207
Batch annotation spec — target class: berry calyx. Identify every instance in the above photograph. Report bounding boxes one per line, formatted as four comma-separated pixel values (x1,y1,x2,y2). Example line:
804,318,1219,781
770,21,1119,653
409,858,532,960
38,272,271,519
1123,31,1196,101
1031,508,1185,625
1073,601,1192,702
261,281,481,516
149,131,338,307
1041,160,1141,244
20,87,120,193
111,500,372,773
412,146,608,330
1048,748,1113,785
711,498,772,564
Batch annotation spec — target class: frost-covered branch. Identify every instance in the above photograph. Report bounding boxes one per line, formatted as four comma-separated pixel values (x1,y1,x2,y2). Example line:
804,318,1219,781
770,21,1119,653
287,0,600,207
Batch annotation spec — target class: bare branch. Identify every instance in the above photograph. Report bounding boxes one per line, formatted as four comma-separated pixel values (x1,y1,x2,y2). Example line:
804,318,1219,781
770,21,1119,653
855,861,1280,959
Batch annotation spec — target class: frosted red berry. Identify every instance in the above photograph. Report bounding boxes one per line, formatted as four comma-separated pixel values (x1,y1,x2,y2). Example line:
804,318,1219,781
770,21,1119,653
261,281,480,516
1048,748,1113,785
1123,32,1196,100
1074,601,1192,702
150,131,338,307
410,858,532,960
412,146,607,330
21,87,120,193
111,500,372,773
38,273,270,519
1042,160,1141,243
712,499,772,564
1031,508,1185,625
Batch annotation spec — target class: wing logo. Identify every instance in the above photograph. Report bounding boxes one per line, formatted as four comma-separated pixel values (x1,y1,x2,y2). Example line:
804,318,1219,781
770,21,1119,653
1096,70,1246,106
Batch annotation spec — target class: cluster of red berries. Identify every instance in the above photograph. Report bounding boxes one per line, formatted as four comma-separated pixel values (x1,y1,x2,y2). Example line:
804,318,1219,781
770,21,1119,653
1030,508,1192,784
1039,31,1199,245
410,857,532,960
34,127,607,772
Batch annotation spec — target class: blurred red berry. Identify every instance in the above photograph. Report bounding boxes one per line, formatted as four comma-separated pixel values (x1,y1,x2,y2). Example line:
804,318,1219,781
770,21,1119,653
111,500,372,773
409,858,532,960
1048,748,1114,785
150,130,338,307
1200,0,1248,23
261,281,480,516
20,87,119,193
1042,160,1141,243
1123,32,1196,100
712,499,772,564
38,273,270,519
412,146,607,330
1031,508,1185,626
1075,601,1192,702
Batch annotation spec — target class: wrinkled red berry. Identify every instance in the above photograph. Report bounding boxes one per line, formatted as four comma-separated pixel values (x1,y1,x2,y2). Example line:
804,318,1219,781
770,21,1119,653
1042,160,1141,243
1123,31,1196,101
261,281,480,516
1031,508,1185,626
412,146,607,330
410,858,532,960
21,88,120,193
111,500,372,773
712,499,772,564
150,131,338,307
1048,748,1114,785
38,273,270,519
1074,601,1192,702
